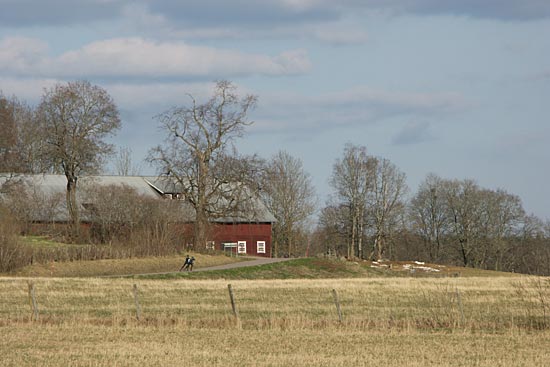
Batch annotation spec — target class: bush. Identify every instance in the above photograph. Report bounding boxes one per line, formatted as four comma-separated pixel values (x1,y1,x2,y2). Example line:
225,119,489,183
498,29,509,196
0,206,32,272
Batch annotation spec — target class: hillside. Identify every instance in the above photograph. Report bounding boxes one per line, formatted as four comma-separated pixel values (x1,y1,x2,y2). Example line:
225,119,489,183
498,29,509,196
137,257,518,280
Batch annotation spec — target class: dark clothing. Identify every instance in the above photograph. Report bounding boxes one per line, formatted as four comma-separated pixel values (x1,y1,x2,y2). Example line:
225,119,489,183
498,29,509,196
179,256,190,272
188,257,195,271
179,256,195,271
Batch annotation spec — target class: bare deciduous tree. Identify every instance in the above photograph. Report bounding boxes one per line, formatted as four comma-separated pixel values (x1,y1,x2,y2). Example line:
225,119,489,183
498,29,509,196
367,157,408,260
440,179,482,267
114,146,141,176
38,81,121,238
477,188,525,270
81,183,192,247
330,144,371,259
0,94,47,176
317,203,350,257
330,144,407,260
409,173,449,262
0,180,64,234
261,150,316,257
0,94,18,174
410,176,527,268
148,80,259,249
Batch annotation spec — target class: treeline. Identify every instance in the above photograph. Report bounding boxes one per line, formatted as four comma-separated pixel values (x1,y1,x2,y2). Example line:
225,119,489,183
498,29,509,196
312,144,550,275
2,85,550,275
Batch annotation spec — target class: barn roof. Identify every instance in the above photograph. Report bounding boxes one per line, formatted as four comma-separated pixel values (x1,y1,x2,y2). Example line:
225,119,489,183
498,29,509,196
0,174,276,224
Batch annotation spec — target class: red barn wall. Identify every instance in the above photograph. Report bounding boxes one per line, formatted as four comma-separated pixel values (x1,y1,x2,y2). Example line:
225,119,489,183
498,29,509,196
212,223,272,257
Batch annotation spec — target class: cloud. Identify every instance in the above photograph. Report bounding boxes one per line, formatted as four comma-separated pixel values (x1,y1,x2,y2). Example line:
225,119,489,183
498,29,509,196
1,0,548,33
0,77,61,102
495,130,550,153
251,87,468,134
0,37,312,79
144,0,338,27
0,37,49,75
0,0,126,27
392,121,433,145
373,0,550,21
106,82,215,109
143,0,550,25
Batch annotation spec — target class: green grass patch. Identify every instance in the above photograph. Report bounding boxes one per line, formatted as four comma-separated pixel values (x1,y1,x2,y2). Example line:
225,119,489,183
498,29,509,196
137,258,517,280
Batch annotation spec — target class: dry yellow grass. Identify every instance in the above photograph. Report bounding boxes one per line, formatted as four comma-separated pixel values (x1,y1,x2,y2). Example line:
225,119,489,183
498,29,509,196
1,276,550,366
2,323,550,366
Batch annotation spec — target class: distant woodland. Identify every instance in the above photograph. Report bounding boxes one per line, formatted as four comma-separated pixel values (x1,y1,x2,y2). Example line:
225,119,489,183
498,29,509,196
2,83,549,275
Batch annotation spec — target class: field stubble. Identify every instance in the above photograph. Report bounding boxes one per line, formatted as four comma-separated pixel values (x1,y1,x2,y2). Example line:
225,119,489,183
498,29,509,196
1,276,550,366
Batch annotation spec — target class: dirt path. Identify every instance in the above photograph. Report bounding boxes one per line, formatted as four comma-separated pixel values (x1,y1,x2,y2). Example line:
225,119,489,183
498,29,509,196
102,257,293,278
193,257,293,272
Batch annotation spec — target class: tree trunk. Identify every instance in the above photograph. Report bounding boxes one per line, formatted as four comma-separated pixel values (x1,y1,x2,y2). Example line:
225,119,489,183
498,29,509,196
349,211,356,259
194,209,208,251
357,207,364,259
66,176,80,239
376,234,383,261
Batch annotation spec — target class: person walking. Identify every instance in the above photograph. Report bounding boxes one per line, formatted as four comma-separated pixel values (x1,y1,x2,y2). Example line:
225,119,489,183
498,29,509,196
179,255,190,272
188,256,196,271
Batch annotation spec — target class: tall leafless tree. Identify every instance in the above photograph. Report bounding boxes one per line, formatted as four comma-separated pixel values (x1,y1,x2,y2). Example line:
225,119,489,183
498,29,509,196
329,144,407,260
330,144,371,258
114,146,141,176
0,94,18,174
148,80,259,249
261,150,316,257
440,179,482,267
409,174,449,261
366,157,408,260
317,202,350,257
475,188,524,270
38,81,121,238
1,93,49,193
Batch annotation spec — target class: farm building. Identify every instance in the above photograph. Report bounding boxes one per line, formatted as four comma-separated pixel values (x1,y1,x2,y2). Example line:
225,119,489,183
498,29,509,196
0,174,275,257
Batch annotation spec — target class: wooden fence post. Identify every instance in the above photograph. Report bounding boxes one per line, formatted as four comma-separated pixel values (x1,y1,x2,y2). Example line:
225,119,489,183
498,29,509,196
332,289,343,323
228,284,239,320
133,284,142,321
27,281,39,321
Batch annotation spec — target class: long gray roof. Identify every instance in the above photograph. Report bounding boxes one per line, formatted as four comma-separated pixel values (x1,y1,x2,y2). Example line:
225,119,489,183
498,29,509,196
0,174,276,223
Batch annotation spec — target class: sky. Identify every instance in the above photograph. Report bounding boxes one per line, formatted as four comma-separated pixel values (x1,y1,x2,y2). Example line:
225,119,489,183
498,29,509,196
1,0,550,220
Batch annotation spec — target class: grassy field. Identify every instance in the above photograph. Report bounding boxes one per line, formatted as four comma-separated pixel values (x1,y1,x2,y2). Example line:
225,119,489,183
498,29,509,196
143,257,519,280
10,252,246,277
2,323,549,366
8,252,518,279
1,273,550,366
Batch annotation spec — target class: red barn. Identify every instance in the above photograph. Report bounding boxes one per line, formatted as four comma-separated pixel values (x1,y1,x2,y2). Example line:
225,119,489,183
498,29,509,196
0,174,275,257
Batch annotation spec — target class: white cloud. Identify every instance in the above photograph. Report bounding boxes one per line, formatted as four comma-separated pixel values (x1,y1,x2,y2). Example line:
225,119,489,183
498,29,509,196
392,121,433,145
0,77,61,102
106,82,214,109
0,37,49,75
310,26,368,45
251,87,468,134
0,37,312,79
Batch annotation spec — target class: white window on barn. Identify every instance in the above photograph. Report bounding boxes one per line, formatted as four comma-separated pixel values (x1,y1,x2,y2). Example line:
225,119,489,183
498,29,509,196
257,241,266,254
206,241,215,250
237,241,247,254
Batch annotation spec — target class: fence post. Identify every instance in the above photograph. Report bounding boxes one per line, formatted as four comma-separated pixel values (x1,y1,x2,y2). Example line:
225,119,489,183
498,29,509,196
133,284,142,321
332,289,343,323
228,284,239,320
27,281,39,321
